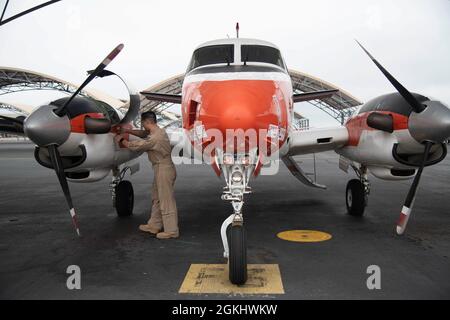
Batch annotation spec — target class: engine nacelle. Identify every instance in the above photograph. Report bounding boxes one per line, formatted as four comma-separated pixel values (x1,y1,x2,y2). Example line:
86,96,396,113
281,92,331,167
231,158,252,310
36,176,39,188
368,166,415,181
66,168,110,183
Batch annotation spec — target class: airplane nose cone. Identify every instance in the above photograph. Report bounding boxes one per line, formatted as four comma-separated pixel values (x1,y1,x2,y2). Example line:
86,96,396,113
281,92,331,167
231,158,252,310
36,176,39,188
219,103,256,131
24,105,71,146
199,81,277,133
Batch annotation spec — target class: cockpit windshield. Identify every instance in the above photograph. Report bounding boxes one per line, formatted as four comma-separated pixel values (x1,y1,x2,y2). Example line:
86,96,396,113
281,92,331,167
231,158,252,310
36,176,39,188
241,45,285,69
187,44,234,72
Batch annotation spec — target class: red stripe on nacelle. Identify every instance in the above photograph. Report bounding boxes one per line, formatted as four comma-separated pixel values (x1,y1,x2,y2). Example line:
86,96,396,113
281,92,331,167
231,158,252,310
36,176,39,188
70,113,104,133
345,111,409,146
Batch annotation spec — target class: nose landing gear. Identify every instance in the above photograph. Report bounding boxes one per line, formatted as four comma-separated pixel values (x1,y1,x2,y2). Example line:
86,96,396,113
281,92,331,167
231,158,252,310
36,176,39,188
219,154,254,285
221,207,248,285
229,223,247,285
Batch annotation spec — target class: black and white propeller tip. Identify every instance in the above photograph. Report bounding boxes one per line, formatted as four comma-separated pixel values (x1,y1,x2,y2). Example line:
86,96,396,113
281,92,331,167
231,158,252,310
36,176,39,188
396,141,433,235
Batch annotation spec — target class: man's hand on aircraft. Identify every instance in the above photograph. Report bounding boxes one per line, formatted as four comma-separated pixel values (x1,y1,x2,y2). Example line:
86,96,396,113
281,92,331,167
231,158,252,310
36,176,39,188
114,134,129,147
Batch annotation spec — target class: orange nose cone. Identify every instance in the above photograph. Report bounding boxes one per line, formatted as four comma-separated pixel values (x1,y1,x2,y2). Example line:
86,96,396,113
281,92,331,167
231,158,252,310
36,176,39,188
199,80,278,133
219,102,256,132
195,80,287,154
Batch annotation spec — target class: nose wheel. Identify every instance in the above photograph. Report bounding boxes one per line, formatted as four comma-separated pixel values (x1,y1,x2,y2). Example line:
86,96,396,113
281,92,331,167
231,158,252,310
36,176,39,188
219,153,256,285
221,213,248,285
229,224,247,285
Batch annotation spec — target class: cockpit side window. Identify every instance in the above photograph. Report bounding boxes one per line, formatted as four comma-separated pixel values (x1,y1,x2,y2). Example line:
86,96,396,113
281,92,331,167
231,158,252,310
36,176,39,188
241,45,286,69
187,44,234,72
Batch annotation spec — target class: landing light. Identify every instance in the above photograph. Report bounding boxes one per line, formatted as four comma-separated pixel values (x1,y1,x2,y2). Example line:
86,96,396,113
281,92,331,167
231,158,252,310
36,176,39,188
223,154,234,165
231,171,243,183
238,155,250,166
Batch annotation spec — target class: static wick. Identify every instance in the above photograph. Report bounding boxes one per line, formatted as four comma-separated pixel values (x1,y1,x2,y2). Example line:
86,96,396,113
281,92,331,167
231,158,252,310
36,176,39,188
236,22,239,38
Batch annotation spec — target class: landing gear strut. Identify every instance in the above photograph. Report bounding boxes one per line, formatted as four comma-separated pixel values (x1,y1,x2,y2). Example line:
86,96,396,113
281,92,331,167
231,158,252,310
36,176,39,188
110,167,134,217
219,152,255,285
346,165,370,216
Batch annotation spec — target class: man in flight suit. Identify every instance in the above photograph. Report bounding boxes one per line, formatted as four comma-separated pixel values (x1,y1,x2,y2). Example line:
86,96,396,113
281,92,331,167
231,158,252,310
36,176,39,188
115,111,179,239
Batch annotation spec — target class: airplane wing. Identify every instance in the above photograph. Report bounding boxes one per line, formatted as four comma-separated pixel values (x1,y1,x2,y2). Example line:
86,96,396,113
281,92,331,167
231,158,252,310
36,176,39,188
140,92,182,104
287,126,349,156
293,89,338,103
283,126,349,188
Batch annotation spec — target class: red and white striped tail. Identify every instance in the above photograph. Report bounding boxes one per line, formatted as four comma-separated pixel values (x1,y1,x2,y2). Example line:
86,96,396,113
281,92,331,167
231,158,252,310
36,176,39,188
396,205,411,235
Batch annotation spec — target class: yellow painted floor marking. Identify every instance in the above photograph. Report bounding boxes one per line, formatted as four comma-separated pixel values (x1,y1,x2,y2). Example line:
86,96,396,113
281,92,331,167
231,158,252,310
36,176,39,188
277,230,332,242
179,264,284,295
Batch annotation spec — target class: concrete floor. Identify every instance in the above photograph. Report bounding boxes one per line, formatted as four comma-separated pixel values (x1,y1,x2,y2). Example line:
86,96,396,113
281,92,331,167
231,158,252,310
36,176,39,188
0,142,449,299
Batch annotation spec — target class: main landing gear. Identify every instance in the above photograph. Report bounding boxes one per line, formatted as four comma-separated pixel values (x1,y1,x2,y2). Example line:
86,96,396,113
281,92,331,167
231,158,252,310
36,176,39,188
110,166,134,217
346,165,370,217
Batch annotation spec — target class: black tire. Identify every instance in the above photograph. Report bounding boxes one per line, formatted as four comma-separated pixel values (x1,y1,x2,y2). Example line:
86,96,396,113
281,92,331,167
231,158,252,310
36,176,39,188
346,179,366,216
229,224,247,285
115,180,134,217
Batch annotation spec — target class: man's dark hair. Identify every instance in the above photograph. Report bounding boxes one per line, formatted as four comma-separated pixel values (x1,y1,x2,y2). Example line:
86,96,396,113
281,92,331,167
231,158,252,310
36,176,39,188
141,111,157,123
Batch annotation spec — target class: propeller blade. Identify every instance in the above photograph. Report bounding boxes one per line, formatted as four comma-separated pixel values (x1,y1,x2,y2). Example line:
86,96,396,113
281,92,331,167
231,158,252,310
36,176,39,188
396,141,433,235
47,145,80,236
0,0,61,26
54,44,124,116
355,40,426,113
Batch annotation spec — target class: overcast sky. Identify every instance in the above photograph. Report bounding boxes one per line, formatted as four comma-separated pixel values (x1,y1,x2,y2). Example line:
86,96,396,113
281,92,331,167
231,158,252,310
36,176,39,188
1,0,449,127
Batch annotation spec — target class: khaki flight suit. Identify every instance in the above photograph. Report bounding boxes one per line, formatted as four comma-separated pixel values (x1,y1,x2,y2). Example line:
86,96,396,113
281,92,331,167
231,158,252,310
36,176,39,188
127,127,178,235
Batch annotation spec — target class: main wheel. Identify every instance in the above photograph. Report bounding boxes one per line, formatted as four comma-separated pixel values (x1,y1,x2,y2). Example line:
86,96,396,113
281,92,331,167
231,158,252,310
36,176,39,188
229,224,247,285
115,180,134,217
346,179,366,216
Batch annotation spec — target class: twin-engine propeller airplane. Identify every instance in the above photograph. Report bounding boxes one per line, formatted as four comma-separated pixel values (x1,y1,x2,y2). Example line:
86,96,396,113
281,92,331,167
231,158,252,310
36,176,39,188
1,32,449,285
141,37,450,284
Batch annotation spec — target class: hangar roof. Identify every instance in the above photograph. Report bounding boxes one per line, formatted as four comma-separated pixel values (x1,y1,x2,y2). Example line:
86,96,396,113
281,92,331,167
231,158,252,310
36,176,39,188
0,67,124,109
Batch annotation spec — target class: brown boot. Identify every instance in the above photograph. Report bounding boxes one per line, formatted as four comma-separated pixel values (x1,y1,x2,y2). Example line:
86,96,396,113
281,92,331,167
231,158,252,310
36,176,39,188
156,231,179,239
139,224,161,235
